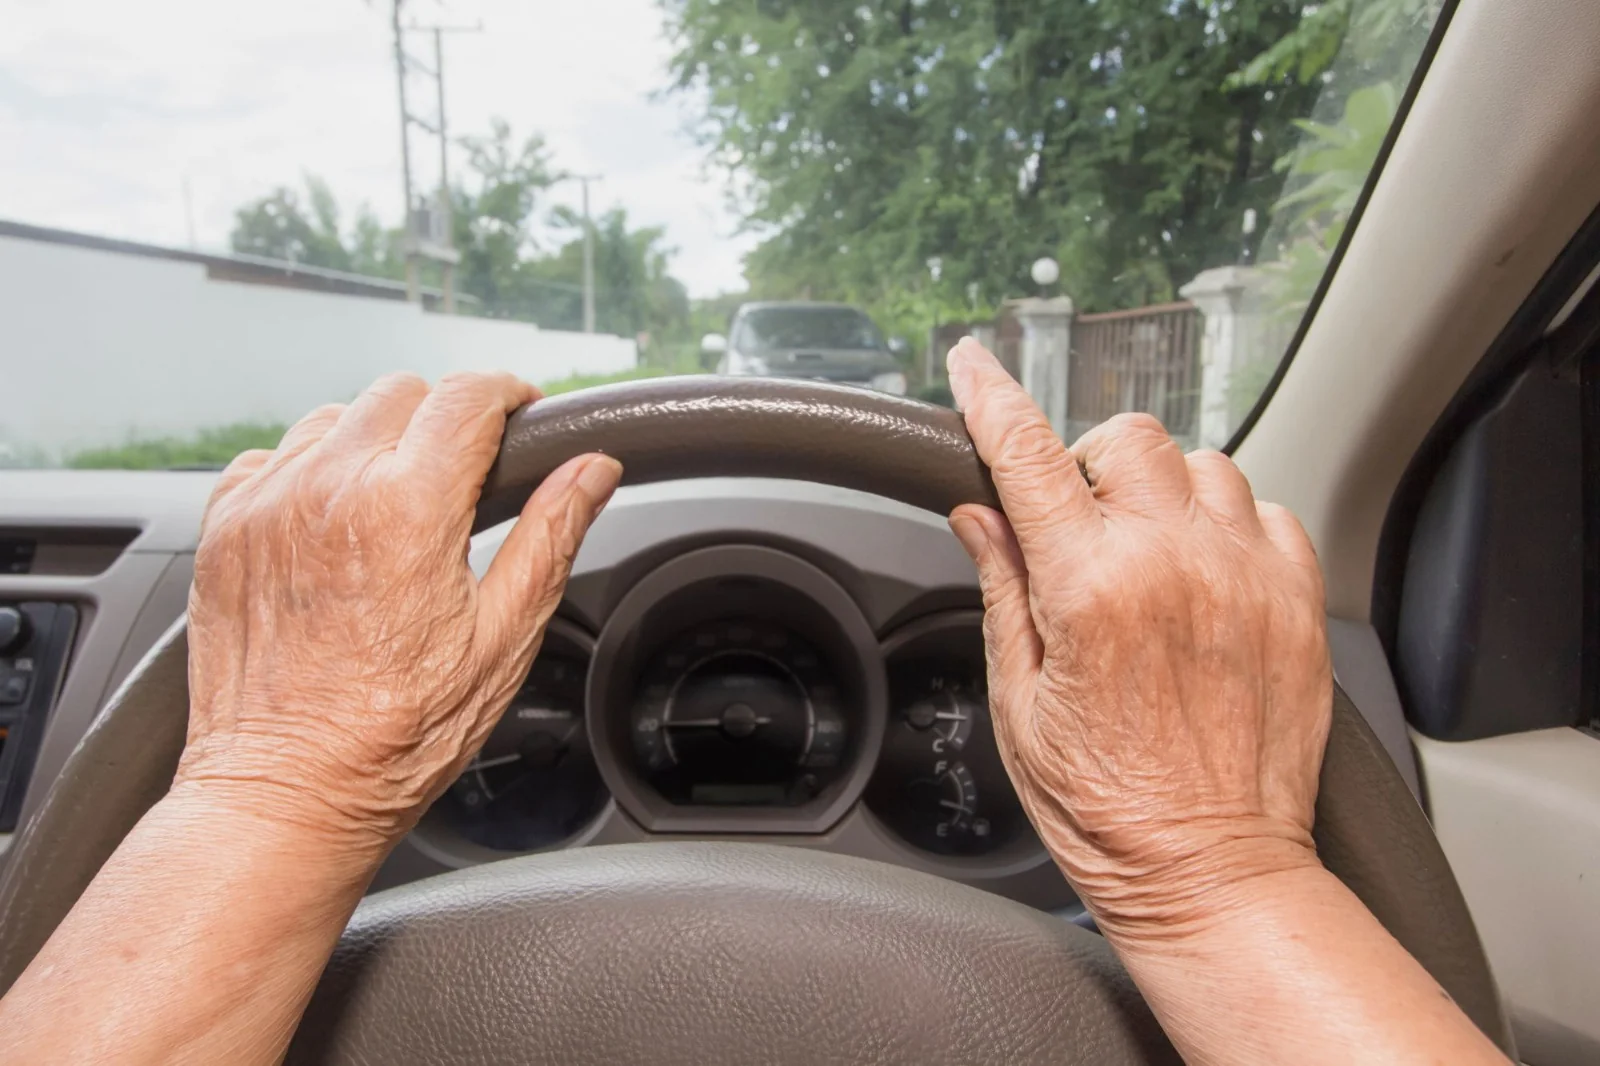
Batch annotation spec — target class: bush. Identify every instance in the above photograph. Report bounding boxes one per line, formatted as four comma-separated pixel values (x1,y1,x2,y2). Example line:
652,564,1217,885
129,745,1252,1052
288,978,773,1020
66,423,289,471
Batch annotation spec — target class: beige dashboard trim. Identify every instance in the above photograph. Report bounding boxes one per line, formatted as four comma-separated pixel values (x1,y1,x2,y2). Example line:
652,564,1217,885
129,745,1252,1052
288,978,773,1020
1415,728,1600,1064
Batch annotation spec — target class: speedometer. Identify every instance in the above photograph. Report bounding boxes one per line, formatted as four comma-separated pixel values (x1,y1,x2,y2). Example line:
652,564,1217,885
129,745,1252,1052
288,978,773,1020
630,617,848,807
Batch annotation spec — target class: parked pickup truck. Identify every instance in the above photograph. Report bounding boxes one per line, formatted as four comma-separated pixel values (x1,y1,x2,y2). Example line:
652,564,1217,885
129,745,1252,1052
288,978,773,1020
702,301,908,394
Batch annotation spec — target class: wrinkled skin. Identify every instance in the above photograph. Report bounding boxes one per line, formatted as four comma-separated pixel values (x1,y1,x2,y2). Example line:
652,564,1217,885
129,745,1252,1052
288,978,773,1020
945,337,1332,941
174,371,622,849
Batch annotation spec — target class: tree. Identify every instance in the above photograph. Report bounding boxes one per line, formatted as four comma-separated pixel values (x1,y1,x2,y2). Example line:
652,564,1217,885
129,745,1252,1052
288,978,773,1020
446,119,561,319
226,120,697,353
230,177,355,270
230,177,405,279
524,208,690,342
1234,0,1442,320
662,0,1324,313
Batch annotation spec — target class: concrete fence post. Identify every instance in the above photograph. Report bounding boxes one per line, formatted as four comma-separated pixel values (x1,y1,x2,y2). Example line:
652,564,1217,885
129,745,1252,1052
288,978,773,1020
1012,296,1075,438
1179,265,1258,450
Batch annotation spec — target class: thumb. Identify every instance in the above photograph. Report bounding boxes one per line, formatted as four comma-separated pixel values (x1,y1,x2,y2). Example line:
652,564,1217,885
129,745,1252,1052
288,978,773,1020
477,453,622,663
948,504,1043,740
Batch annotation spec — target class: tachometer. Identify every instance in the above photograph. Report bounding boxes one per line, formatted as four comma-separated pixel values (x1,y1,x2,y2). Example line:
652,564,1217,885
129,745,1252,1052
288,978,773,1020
437,624,607,852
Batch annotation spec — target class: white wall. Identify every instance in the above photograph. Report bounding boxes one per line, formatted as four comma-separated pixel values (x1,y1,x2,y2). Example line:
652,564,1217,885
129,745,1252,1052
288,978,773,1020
0,236,637,461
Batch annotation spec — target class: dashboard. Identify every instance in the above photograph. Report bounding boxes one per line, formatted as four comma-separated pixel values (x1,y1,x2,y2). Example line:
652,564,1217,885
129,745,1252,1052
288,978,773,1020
0,470,1422,916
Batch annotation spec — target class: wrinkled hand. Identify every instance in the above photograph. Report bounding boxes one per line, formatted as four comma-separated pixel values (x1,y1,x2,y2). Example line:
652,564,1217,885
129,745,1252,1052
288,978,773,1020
174,372,622,851
946,338,1331,943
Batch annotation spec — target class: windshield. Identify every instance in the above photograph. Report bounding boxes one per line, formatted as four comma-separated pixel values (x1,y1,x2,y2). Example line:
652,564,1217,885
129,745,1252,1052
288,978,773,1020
736,308,887,352
2,0,1445,469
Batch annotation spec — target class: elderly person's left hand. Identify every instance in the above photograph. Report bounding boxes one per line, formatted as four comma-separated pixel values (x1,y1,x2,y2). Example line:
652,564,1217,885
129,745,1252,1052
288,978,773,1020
176,371,621,851
0,371,621,1066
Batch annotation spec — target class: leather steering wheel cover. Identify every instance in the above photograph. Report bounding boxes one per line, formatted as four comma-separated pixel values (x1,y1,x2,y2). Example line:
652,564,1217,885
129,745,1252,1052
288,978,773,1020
0,378,1512,1058
473,376,1001,531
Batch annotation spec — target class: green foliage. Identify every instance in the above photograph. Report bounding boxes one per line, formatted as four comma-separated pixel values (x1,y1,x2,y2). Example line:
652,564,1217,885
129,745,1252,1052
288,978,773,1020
64,423,288,471
447,121,561,317
662,0,1325,313
1242,0,1437,321
540,364,684,396
1225,0,1351,90
226,121,692,349
230,177,356,271
1277,82,1399,222
514,207,691,343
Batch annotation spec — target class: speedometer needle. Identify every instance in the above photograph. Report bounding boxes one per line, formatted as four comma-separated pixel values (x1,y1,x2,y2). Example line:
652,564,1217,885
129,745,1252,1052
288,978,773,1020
664,716,773,728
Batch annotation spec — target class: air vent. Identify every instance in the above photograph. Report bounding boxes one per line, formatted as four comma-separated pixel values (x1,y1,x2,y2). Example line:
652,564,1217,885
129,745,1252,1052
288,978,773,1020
0,537,34,575
0,527,139,577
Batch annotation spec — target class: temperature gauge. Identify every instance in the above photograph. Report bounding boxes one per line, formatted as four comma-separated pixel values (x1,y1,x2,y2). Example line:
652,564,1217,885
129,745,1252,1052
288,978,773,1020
902,687,980,754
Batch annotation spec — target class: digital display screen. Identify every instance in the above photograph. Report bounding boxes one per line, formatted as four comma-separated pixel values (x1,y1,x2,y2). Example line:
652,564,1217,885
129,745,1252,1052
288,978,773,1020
690,783,789,806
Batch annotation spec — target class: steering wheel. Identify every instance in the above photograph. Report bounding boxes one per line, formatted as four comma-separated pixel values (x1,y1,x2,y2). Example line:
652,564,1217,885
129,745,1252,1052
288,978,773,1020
0,378,1511,1063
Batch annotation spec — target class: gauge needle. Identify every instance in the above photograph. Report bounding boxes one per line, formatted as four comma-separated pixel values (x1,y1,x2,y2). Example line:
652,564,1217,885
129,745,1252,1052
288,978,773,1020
466,753,521,772
939,799,973,814
934,710,966,720
665,716,773,728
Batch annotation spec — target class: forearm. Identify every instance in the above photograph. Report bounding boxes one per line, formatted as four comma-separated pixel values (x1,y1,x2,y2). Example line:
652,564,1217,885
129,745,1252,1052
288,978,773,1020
0,784,383,1065
1110,862,1509,1066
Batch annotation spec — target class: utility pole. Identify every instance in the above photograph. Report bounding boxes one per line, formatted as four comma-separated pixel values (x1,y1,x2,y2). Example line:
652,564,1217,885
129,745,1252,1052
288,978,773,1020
580,176,596,333
390,0,418,303
388,1,477,308
432,28,453,312
407,20,480,312
554,173,602,332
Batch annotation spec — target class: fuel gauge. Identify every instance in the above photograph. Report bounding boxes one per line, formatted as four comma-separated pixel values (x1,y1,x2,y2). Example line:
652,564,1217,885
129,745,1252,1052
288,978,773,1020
908,760,993,843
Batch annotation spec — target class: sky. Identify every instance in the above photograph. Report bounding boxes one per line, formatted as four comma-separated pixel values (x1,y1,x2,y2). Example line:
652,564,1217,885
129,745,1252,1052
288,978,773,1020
0,0,757,297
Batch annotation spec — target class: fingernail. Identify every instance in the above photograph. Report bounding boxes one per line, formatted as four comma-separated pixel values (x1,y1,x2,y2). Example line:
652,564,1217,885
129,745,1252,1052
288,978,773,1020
947,341,977,411
949,513,987,561
576,454,622,513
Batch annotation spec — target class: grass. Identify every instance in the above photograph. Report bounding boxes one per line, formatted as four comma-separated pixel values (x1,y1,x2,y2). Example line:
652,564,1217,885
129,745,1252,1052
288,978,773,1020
65,422,290,470
540,364,684,396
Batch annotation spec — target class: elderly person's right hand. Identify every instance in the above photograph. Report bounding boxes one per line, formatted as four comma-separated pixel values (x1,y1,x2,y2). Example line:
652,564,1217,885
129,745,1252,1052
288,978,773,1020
945,337,1509,1066
945,336,1331,942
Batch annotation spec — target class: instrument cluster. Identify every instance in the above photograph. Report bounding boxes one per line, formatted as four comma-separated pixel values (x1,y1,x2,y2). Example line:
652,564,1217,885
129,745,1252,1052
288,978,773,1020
417,546,1040,869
